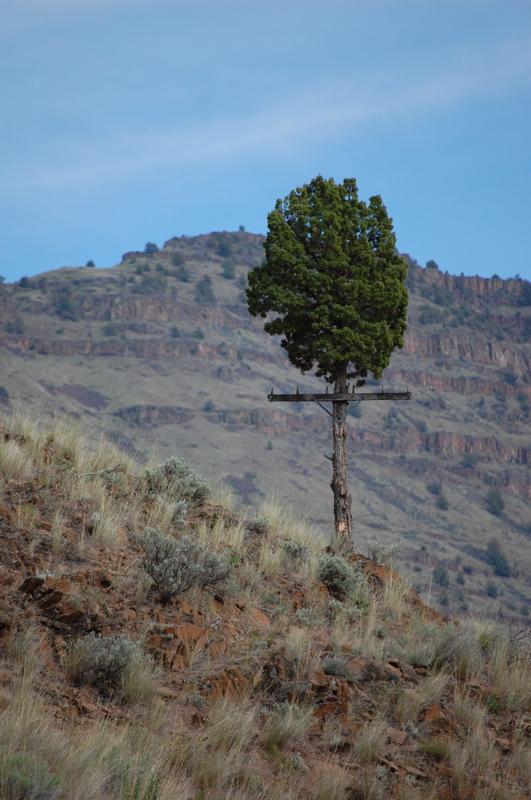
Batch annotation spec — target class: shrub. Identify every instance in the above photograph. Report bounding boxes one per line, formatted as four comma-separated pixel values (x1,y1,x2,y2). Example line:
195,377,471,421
121,766,162,800
318,555,361,600
173,263,189,282
322,657,352,679
144,456,210,505
485,537,511,577
170,326,180,338
461,453,478,468
216,240,233,259
436,493,449,511
192,327,205,339
486,486,505,516
66,633,155,700
485,581,498,598
138,529,233,603
221,261,235,279
103,322,117,336
144,242,158,253
282,539,310,561
195,275,215,303
365,539,399,566
19,276,30,287
432,566,450,587
5,315,24,335
0,749,61,800
53,293,77,320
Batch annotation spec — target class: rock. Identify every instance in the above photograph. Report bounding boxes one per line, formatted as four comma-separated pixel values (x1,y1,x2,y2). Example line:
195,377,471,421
403,765,429,779
19,575,45,595
210,639,227,659
344,657,365,677
251,608,270,627
310,668,330,687
387,726,408,745
423,704,447,723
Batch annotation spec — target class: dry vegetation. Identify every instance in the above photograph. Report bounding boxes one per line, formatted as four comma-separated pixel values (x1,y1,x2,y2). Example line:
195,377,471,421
1,409,531,799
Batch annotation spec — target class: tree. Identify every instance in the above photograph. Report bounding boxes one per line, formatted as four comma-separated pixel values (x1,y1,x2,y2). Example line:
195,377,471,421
246,176,408,541
485,537,511,577
486,485,505,516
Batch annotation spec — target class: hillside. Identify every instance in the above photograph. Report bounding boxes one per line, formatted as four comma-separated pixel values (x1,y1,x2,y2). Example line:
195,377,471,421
0,231,530,624
1,412,531,800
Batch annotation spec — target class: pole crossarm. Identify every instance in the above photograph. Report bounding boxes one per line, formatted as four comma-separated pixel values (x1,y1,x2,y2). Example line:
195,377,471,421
267,390,412,403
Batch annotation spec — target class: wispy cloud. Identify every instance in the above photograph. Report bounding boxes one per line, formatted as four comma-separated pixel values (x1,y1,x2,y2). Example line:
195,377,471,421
3,34,531,195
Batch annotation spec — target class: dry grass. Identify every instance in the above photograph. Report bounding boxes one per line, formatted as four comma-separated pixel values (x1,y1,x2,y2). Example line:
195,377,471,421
0,437,34,483
354,718,388,764
262,703,315,751
258,495,326,550
284,626,316,681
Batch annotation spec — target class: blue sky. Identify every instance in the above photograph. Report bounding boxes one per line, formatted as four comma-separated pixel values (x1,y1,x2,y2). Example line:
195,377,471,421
1,0,530,283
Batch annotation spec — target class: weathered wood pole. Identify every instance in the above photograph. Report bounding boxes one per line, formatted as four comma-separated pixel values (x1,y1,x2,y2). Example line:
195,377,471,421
331,365,352,542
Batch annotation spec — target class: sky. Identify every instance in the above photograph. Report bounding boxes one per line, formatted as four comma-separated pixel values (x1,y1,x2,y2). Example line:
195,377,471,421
1,0,531,284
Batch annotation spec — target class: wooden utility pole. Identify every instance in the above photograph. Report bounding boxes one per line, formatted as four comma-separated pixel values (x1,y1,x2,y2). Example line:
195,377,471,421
268,385,411,544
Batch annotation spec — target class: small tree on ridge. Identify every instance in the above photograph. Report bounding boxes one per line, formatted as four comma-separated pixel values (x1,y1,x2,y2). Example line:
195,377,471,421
246,175,408,542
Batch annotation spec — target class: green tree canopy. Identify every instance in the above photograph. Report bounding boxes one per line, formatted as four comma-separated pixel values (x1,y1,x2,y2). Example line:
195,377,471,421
246,175,408,385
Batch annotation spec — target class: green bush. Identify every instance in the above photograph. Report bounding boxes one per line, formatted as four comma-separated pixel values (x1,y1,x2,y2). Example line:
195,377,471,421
144,457,210,505
5,315,24,335
221,260,236,279
486,486,505,516
436,493,449,511
432,566,450,587
0,749,61,800
138,529,233,603
103,322,118,336
318,555,362,600
121,766,162,800
195,275,215,303
173,263,189,282
485,537,511,577
144,242,159,253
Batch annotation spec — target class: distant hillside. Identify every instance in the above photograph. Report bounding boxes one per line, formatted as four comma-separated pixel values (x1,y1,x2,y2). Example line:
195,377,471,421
1,231,530,623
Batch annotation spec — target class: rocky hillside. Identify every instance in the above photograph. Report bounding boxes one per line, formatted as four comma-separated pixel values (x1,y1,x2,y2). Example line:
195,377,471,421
0,232,530,623
1,412,531,800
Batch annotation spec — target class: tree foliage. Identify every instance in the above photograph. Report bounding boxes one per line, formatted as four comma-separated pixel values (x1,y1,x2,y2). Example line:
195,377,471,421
246,175,408,385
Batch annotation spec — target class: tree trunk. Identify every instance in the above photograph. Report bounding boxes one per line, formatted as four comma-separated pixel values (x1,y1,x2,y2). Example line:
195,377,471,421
331,364,352,544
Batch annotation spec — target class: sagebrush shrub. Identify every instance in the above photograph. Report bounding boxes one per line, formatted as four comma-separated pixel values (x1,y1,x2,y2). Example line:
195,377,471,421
67,633,154,699
138,529,233,603
143,457,210,505
282,539,310,561
318,554,361,600
365,538,399,566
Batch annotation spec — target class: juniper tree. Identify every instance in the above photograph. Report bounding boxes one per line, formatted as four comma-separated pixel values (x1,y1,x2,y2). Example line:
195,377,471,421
246,176,408,541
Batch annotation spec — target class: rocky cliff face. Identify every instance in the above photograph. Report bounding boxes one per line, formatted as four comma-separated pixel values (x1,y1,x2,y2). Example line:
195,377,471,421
1,231,530,621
